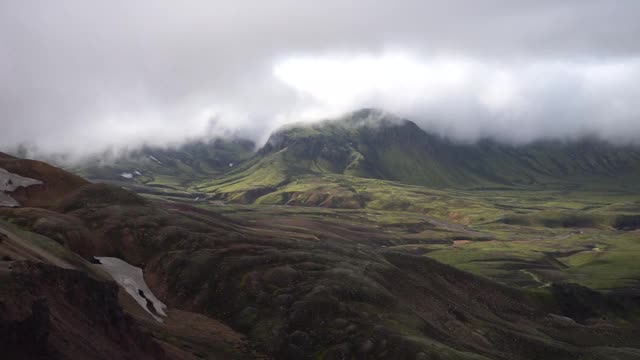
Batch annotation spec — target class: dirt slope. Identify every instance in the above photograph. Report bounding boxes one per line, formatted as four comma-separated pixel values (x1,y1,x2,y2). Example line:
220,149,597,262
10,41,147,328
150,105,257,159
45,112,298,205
0,153,88,208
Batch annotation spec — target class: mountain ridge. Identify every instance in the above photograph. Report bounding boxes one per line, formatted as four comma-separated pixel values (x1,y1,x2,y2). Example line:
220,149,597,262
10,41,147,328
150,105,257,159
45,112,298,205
193,110,640,206
15,109,640,207
259,109,640,187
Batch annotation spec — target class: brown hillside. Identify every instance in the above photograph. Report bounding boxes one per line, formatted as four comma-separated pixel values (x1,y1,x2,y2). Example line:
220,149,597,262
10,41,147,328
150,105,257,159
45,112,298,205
0,156,88,208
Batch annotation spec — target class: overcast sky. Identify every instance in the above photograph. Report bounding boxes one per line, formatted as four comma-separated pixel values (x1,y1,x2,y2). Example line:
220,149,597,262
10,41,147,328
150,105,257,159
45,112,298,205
2,0,640,157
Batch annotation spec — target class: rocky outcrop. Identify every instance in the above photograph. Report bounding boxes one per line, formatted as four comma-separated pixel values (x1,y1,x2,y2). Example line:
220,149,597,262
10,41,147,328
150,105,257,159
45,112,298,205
0,261,167,360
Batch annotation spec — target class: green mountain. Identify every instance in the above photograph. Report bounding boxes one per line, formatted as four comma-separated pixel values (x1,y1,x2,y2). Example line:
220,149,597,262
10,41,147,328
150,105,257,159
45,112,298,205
197,109,640,204
260,109,640,187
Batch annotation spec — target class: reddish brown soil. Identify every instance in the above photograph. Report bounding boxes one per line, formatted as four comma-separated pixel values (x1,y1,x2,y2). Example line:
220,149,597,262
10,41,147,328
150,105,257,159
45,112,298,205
0,261,168,360
0,156,88,208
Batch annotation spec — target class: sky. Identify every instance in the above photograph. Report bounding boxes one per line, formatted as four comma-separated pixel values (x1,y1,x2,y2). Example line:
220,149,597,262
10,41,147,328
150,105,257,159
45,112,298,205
2,0,640,158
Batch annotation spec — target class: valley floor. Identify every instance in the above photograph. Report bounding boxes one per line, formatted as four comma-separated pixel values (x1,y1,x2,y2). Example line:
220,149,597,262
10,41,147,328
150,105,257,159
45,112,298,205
3,175,640,359
153,185,640,293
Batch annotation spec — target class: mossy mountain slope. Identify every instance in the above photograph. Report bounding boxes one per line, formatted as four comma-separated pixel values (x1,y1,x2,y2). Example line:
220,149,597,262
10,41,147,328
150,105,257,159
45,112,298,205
200,109,640,202
260,109,640,188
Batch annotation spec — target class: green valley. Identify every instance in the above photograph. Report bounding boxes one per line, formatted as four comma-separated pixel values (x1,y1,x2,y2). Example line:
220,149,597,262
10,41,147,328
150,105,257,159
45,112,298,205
84,110,640,294
12,109,637,359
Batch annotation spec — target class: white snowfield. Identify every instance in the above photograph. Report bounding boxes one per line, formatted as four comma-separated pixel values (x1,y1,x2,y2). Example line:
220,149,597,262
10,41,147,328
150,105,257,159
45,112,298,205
0,167,43,207
148,155,162,164
95,256,168,322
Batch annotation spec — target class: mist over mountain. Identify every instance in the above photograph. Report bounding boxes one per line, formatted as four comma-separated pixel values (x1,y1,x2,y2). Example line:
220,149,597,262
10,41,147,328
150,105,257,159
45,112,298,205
2,1,640,157
71,109,640,207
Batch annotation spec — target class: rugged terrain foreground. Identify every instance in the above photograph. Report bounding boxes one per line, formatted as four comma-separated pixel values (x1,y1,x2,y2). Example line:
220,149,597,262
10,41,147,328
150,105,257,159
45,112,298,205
1,140,640,359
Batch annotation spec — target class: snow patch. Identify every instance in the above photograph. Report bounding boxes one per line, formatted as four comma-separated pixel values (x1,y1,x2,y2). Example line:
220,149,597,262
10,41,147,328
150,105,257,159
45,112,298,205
0,193,19,207
0,167,43,207
95,257,168,322
148,155,163,164
120,172,134,179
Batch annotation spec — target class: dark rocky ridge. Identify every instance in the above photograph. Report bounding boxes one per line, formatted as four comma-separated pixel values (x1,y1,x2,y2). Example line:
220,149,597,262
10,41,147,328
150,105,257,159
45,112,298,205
0,261,167,360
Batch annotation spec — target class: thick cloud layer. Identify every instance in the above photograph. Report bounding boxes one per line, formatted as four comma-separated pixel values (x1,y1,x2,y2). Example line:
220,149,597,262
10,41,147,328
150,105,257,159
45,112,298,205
1,0,640,157
275,54,640,143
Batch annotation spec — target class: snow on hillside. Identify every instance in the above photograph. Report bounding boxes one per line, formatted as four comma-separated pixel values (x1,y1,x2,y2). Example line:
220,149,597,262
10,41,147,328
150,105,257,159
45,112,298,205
95,256,168,322
0,167,43,207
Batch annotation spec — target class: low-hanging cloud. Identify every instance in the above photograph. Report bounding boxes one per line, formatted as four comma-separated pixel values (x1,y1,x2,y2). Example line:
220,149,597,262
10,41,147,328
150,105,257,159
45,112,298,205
274,54,640,143
1,0,640,159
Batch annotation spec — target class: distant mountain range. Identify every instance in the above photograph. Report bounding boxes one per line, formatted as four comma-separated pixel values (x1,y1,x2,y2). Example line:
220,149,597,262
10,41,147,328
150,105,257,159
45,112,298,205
72,138,255,189
69,109,640,206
